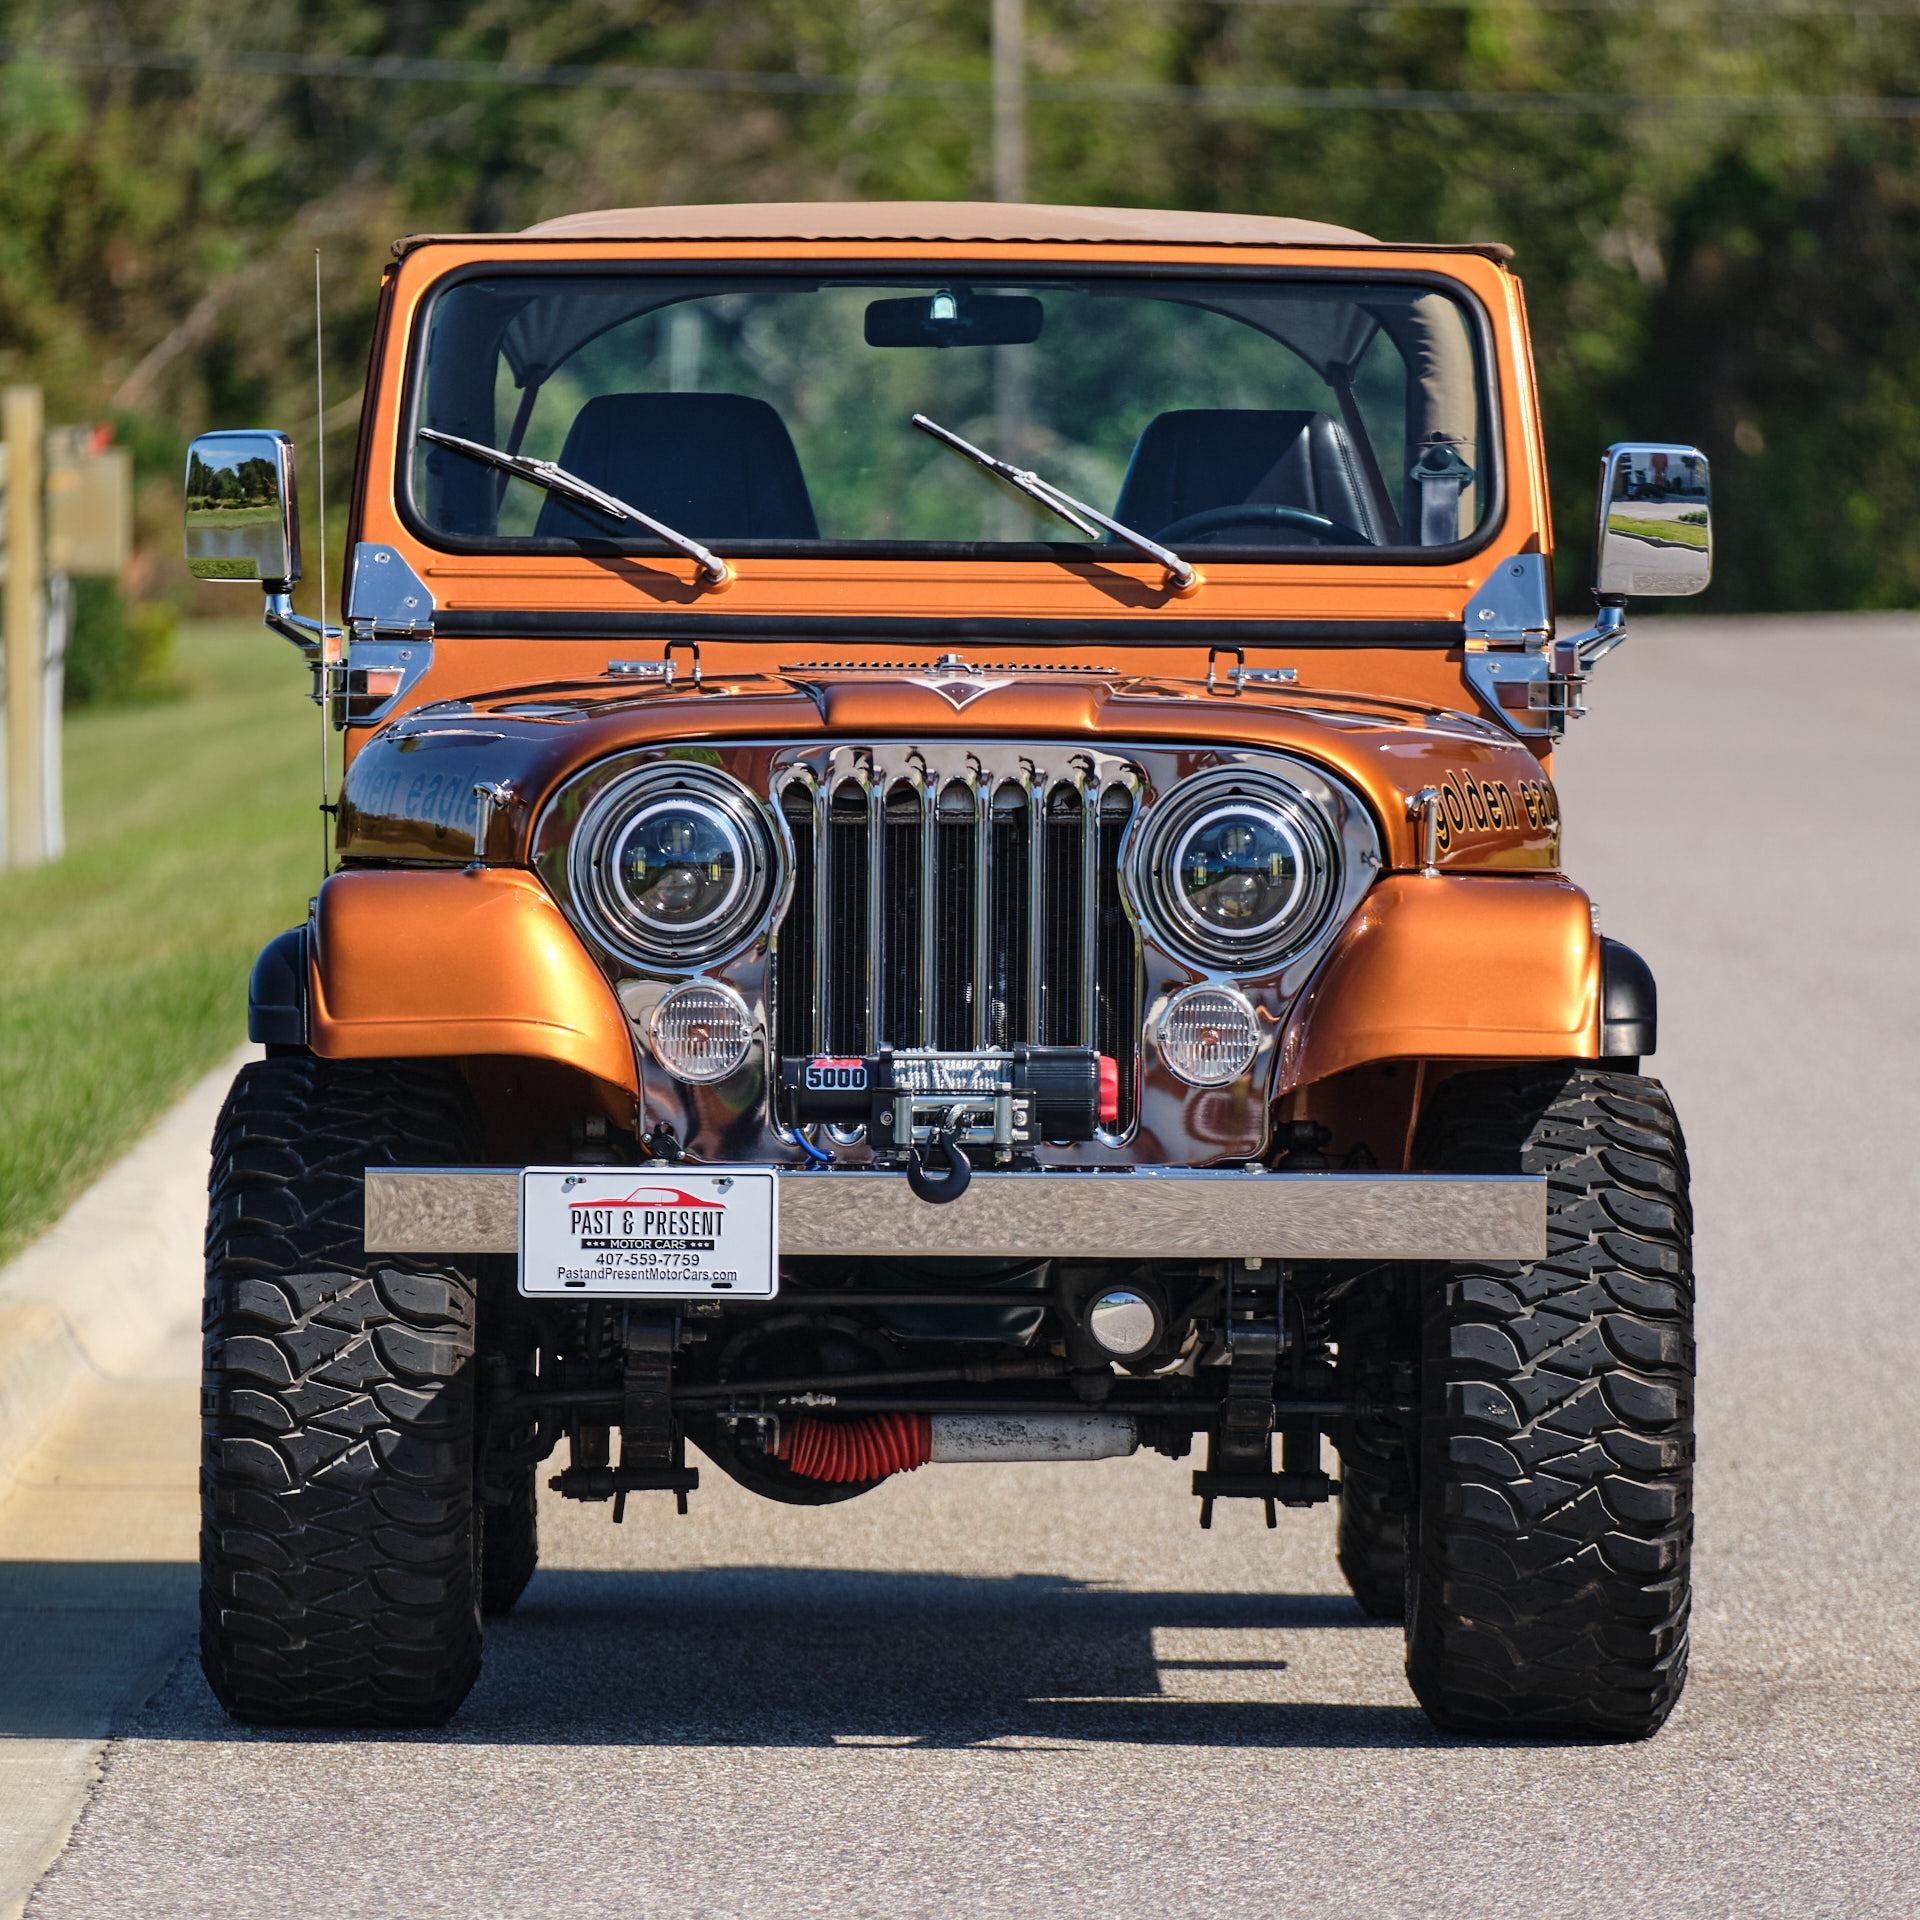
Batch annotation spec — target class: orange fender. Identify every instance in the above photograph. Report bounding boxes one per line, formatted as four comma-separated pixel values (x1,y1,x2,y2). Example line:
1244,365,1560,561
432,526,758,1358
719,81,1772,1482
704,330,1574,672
1276,874,1599,1095
308,868,639,1103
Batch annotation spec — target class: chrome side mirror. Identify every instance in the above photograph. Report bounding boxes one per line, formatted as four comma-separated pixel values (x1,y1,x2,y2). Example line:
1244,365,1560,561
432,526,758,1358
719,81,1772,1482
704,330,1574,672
1594,442,1712,600
184,430,300,587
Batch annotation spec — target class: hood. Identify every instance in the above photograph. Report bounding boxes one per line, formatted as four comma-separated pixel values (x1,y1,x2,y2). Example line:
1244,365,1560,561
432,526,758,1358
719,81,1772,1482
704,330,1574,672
336,663,1560,873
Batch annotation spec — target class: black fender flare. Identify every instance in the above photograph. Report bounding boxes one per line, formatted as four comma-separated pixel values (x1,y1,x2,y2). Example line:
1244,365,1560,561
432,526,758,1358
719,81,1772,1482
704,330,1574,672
248,924,310,1048
1598,935,1657,1062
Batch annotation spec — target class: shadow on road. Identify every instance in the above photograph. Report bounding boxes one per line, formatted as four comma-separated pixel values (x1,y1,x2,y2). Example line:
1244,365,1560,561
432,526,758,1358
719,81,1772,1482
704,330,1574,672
0,1561,1461,1751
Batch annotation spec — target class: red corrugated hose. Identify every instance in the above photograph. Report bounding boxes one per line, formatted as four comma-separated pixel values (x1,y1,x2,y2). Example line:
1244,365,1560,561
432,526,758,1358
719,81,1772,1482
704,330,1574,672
775,1412,932,1482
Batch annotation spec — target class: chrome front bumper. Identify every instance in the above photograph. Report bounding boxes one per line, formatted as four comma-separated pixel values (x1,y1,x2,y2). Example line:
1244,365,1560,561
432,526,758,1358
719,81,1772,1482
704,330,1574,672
364,1168,1546,1263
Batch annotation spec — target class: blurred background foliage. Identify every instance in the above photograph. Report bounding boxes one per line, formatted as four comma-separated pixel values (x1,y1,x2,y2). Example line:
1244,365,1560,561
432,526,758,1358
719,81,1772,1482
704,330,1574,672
1,0,1917,616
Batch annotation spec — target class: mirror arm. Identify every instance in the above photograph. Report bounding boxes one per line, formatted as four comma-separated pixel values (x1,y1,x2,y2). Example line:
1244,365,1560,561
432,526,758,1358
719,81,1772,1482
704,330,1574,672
1572,600,1629,671
263,589,343,663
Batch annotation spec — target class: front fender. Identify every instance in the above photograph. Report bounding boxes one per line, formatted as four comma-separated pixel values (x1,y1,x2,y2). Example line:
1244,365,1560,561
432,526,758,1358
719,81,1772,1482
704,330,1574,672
1275,874,1601,1095
306,868,640,1106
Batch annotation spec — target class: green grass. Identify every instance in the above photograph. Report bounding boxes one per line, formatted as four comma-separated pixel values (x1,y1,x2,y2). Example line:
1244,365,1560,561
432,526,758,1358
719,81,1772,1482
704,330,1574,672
185,505,282,527
1607,512,1711,551
0,619,319,1261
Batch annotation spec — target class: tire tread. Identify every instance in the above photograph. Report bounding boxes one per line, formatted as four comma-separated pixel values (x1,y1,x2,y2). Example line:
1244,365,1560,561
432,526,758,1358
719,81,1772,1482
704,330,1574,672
1406,1064,1694,1739
200,1056,484,1727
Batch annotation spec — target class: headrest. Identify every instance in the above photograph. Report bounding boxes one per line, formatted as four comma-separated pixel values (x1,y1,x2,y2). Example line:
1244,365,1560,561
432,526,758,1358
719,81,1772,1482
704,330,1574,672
536,391,819,542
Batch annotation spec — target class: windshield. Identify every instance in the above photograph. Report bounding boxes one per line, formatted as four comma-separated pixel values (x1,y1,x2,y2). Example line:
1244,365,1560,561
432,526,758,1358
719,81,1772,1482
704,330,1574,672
408,271,1493,559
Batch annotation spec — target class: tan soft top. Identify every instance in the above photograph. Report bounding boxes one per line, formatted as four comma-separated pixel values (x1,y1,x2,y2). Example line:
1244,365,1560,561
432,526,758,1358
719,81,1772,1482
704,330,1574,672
397,201,1513,261
515,201,1375,248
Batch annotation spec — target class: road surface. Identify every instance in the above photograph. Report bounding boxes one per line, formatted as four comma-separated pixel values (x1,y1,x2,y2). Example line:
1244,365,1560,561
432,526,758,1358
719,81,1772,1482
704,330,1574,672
5,614,1918,1918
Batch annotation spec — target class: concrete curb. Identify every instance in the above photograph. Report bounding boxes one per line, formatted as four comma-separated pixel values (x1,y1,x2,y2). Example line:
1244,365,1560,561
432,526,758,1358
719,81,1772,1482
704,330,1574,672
0,1047,253,1504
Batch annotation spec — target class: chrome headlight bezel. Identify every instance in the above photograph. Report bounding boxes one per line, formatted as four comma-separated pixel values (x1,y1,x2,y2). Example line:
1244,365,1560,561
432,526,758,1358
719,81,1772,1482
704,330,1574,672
1130,764,1347,973
567,761,781,972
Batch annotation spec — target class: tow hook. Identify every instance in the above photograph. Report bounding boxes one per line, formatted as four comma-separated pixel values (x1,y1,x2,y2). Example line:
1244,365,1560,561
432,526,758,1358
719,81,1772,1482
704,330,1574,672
907,1110,972,1204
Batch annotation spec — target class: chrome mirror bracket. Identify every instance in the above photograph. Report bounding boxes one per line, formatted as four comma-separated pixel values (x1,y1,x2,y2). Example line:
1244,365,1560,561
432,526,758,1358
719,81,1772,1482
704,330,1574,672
261,591,336,663
1573,600,1628,670
1462,557,1637,741
262,592,346,713
1461,553,1570,739
336,543,437,726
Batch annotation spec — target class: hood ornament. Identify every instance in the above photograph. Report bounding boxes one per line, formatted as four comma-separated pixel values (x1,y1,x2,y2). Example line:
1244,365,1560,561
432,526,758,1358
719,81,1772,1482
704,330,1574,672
907,651,1013,708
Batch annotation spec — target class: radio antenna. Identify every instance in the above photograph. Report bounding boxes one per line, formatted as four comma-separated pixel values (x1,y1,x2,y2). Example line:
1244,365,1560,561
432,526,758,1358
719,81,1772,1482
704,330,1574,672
313,247,331,878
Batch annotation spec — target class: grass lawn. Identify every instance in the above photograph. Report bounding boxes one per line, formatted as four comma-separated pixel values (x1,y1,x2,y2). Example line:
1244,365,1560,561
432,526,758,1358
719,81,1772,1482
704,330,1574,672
185,506,282,526
0,619,318,1262
1607,512,1710,551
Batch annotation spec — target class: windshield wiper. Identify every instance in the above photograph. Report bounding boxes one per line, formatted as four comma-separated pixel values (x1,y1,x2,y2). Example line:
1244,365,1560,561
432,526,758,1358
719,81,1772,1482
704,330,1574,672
911,413,1199,595
418,428,733,589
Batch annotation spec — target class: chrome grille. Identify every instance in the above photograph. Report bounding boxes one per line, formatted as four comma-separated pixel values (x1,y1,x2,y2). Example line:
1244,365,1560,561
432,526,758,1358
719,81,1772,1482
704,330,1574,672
773,749,1142,1133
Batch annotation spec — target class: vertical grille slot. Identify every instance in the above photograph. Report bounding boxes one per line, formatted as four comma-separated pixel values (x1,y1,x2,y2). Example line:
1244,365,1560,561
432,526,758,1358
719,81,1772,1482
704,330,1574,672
934,783,975,1051
1043,783,1084,1047
989,787,1029,1052
881,782,922,1048
775,780,814,1064
826,784,870,1052
774,753,1140,1137
1097,789,1140,1135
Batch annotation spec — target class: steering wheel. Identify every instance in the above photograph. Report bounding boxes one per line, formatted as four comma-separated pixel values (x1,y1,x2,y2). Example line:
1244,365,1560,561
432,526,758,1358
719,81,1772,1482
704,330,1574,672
1151,502,1375,548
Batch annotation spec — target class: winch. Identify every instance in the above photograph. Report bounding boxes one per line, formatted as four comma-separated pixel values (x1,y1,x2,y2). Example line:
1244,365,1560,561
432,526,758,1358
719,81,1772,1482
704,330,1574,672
779,1045,1121,1155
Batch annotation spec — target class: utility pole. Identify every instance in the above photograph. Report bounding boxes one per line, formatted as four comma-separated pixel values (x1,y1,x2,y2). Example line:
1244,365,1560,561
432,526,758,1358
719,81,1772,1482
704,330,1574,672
991,0,1027,202
990,0,1032,530
2,385,46,870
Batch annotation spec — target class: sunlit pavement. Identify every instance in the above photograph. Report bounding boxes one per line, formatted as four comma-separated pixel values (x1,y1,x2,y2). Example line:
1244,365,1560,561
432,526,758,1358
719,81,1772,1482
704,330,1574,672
6,615,1919,1919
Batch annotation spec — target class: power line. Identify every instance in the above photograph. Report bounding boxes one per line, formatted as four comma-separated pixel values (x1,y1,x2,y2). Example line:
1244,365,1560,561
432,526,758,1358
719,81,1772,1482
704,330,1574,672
3,41,1918,119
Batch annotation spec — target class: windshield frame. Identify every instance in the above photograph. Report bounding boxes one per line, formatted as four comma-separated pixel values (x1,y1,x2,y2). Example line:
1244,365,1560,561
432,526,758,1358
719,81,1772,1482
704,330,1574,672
394,259,1507,570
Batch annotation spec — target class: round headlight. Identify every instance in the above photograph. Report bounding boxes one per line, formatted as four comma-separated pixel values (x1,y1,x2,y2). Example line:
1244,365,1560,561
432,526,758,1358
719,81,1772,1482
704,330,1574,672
1134,768,1339,970
613,798,748,939
570,763,777,968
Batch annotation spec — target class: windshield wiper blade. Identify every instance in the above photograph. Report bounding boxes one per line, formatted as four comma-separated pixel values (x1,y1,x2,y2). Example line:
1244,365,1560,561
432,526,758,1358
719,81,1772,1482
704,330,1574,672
419,428,733,589
911,413,1199,595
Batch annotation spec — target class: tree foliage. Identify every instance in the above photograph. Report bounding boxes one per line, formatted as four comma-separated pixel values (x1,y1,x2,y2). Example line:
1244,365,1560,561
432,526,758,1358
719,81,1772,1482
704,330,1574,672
2,0,1916,610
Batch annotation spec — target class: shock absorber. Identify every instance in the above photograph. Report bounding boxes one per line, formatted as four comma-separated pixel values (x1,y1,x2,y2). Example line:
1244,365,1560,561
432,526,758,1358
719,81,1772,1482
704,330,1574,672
776,1413,932,1482
774,1412,1138,1483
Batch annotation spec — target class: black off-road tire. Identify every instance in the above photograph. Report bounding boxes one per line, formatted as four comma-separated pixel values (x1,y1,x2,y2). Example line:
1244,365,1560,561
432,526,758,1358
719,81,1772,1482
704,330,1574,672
481,1462,539,1618
1407,1065,1694,1739
1336,1448,1409,1620
1333,1267,1416,1620
201,1056,486,1727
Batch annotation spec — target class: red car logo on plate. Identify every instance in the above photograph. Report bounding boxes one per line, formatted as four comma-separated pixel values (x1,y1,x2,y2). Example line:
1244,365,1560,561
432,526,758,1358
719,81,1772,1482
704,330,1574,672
569,1185,725,1213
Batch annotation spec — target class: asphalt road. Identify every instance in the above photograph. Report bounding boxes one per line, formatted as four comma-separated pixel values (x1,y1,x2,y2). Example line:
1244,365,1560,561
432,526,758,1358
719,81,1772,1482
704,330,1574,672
9,614,1920,1918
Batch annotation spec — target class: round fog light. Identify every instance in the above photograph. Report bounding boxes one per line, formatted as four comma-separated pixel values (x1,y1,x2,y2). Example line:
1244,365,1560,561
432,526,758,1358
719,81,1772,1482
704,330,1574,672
1159,983,1261,1087
647,980,753,1084
1085,1287,1162,1359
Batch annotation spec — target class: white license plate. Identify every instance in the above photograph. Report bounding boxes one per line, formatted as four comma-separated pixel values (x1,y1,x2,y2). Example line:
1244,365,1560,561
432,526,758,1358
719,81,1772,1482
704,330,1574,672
517,1166,779,1299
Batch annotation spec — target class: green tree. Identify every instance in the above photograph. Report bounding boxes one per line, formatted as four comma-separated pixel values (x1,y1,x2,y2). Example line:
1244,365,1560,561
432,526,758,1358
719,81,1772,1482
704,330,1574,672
0,0,1914,610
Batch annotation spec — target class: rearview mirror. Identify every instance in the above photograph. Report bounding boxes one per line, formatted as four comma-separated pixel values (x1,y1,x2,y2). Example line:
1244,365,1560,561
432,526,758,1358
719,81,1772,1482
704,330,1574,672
184,430,300,587
865,291,1044,349
1593,442,1711,599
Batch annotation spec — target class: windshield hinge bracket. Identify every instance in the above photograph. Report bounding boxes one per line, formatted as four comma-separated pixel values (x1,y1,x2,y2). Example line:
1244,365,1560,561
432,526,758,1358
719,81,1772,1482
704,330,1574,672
337,543,436,727
1461,554,1582,740
344,543,435,640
